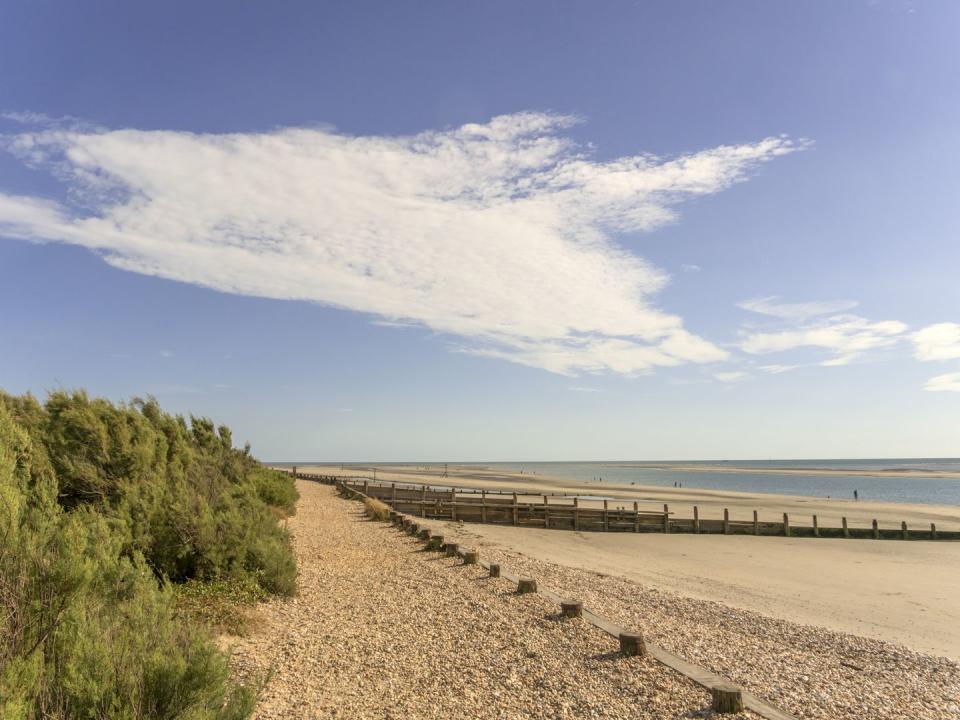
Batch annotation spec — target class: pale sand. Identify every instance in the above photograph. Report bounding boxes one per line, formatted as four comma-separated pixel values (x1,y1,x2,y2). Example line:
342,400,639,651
419,517,960,661
293,463,960,530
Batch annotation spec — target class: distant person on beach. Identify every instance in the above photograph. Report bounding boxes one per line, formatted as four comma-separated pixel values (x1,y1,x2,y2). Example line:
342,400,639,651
854,489,859,501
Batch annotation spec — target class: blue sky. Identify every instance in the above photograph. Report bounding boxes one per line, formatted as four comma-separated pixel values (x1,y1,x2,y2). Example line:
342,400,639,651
1,0,959,461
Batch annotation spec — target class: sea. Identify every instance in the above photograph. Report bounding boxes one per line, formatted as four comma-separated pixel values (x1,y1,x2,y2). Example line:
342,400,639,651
305,459,960,507
478,459,960,506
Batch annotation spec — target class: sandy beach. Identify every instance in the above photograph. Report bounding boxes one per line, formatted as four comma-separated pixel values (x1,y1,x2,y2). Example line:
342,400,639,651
423,518,960,660
231,481,960,719
634,463,960,479
291,463,960,531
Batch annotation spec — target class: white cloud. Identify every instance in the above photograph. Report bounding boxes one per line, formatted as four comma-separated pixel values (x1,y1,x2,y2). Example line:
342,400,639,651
924,372,960,392
740,314,907,364
0,113,801,375
713,371,746,382
738,296,859,321
912,323,960,361
569,386,601,392
681,263,701,272
758,364,801,374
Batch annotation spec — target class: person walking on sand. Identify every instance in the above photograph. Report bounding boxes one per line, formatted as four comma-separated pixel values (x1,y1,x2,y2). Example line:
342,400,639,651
854,489,859,501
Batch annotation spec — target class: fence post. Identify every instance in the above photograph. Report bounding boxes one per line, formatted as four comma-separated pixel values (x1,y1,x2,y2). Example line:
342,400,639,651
663,504,669,534
723,508,729,535
603,500,609,531
901,521,909,540
633,501,639,533
363,480,369,496
783,513,790,537
391,483,396,505
512,493,518,526
872,519,879,539
420,485,427,518
574,497,581,531
693,505,700,533
813,514,819,537
451,490,457,521
481,490,487,523
543,495,549,529
931,522,938,540
752,510,759,535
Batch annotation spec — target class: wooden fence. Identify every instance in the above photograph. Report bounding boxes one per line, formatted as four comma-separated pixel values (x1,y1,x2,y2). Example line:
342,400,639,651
291,471,960,542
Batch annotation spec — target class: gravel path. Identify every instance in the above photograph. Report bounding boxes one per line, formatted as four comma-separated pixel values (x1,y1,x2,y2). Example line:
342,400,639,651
227,481,753,718
425,519,960,720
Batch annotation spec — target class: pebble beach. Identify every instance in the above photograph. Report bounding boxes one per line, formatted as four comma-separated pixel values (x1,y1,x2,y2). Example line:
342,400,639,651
228,480,960,719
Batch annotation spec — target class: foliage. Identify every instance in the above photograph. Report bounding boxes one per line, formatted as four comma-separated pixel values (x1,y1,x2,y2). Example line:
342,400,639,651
174,577,267,637
0,390,299,719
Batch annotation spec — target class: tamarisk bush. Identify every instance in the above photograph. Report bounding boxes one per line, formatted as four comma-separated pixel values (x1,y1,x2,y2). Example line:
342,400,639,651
0,390,299,718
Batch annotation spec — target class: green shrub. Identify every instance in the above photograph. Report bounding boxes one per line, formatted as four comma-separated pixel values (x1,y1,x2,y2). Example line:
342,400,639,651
0,391,297,719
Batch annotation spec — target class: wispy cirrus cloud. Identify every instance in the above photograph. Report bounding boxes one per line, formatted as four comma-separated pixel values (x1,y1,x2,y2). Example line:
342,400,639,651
738,300,907,367
737,295,859,321
0,113,801,375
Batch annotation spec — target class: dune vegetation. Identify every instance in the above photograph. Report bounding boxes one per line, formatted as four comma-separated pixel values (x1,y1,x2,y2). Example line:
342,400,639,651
0,390,298,719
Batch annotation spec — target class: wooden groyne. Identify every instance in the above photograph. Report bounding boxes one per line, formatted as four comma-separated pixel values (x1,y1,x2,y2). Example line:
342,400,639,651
335,478,798,719
290,470,960,542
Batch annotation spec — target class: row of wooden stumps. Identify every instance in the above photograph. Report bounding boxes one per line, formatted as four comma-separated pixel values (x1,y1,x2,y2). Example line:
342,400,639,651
388,509,744,714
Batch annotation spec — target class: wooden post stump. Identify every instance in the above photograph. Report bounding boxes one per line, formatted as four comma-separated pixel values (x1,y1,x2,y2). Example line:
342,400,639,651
723,508,730,535
574,498,581,531
560,601,583,618
516,578,537,594
618,632,646,657
418,528,432,541
872,519,879,539
428,536,444,551
543,495,550,529
931,522,938,540
489,563,501,578
445,542,459,557
512,493,518,526
463,550,479,565
902,521,909,540
711,684,744,713
693,505,700,534
752,509,759,535
409,523,420,536
603,500,609,531
663,504,669,533
813,514,819,537
633,501,639,533
842,517,849,538
783,512,790,537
